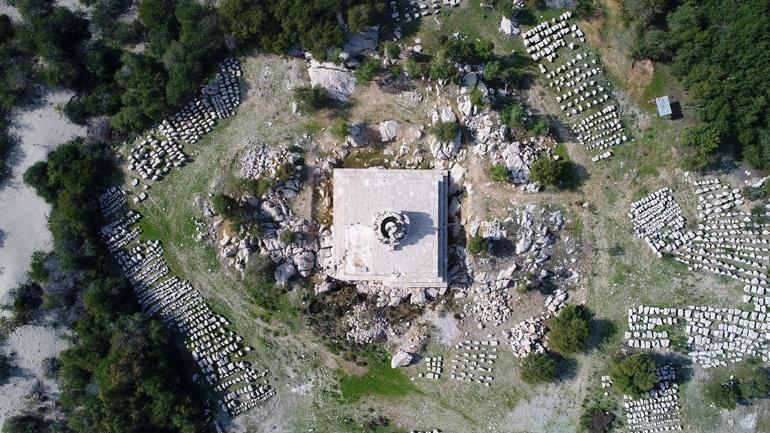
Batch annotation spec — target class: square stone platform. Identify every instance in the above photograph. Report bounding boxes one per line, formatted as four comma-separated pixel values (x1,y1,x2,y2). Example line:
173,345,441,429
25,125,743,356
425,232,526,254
332,168,448,288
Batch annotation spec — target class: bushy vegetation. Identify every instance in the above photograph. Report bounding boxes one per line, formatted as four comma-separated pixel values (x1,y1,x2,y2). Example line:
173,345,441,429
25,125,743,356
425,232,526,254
294,86,331,113
530,157,568,187
331,118,350,140
28,251,50,283
704,360,770,409
354,57,381,83
519,352,556,385
548,305,591,356
626,0,770,169
608,353,657,398
11,282,43,325
2,413,48,433
0,351,12,384
501,103,525,129
467,235,489,256
489,164,509,182
22,138,206,433
431,121,460,142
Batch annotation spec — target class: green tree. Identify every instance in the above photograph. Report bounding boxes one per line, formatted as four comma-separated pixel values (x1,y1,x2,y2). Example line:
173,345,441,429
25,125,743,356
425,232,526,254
0,14,13,43
1,413,47,433
501,103,525,129
519,353,556,385
608,353,657,398
11,282,43,325
529,157,564,186
548,305,590,355
704,376,740,409
482,60,501,82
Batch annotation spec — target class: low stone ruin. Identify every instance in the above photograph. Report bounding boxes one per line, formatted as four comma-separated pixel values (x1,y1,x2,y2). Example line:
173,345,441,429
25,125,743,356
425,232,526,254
98,188,274,417
629,187,687,257
126,59,242,184
629,178,768,292
623,364,683,432
626,305,769,367
417,356,444,380
522,13,631,162
389,0,460,24
450,340,499,386
307,60,356,102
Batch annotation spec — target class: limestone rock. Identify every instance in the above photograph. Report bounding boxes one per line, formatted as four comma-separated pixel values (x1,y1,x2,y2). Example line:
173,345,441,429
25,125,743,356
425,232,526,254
308,60,356,102
275,262,296,286
391,350,416,368
379,120,400,142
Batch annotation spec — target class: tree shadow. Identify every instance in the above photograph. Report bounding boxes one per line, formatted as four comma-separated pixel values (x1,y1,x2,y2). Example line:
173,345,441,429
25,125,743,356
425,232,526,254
651,352,695,384
669,101,684,121
556,354,580,381
586,317,618,353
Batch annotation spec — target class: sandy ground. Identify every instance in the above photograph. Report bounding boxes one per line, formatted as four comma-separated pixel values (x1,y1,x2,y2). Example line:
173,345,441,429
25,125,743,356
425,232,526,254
0,324,70,425
0,90,85,302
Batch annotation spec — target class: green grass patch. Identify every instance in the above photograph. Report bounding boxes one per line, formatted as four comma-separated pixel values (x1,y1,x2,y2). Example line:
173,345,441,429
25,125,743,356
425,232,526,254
341,149,388,168
553,144,571,161
642,68,667,105
302,121,323,136
340,356,419,403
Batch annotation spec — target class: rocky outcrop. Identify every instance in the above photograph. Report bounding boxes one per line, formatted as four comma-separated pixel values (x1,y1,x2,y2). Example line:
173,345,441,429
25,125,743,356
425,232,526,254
308,60,356,102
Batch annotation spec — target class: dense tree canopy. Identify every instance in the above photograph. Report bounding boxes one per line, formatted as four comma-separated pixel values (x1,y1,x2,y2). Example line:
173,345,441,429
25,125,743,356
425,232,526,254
628,0,770,169
608,353,657,398
548,305,591,355
21,139,206,433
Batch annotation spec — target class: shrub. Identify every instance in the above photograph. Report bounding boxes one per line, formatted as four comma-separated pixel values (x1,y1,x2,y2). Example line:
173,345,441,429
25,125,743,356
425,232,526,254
736,363,770,401
42,356,61,379
279,230,295,245
579,408,615,433
1,413,48,433
404,58,422,77
549,305,591,355
519,353,556,385
750,205,768,225
530,157,564,186
429,57,455,81
211,193,239,219
293,86,329,113
0,351,12,384
240,177,274,197
529,119,550,136
489,164,509,182
482,60,501,82
383,41,400,59
11,282,43,325
390,64,402,78
704,376,740,409
28,251,50,283
470,87,486,107
501,103,525,129
355,58,381,83
331,118,350,140
431,121,460,142
467,235,489,256
608,353,657,398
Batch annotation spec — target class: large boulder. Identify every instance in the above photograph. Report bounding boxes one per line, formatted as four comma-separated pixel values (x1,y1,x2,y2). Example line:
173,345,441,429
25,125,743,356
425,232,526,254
391,350,417,368
275,262,296,286
379,120,400,142
499,16,520,36
345,123,366,147
308,60,356,102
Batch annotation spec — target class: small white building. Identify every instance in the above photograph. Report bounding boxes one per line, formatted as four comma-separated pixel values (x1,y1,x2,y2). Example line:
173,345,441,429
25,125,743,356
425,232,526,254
656,95,672,118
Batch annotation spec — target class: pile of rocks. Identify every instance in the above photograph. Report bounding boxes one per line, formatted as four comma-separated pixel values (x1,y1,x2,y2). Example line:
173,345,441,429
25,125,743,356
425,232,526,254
623,365,682,432
429,105,462,160
629,187,688,257
97,188,275,417
344,304,392,346
240,143,304,197
127,136,187,182
625,305,770,367
417,356,444,380
450,340,499,386
523,14,631,162
464,264,517,328
505,288,568,357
